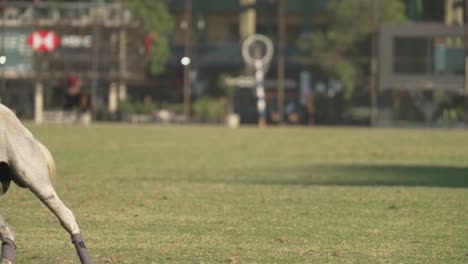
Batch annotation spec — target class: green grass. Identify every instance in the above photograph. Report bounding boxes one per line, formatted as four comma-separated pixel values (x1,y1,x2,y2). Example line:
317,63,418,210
2,124,468,263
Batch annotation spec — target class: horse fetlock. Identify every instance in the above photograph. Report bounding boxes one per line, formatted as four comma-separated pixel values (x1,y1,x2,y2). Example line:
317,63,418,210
0,228,14,241
61,221,80,235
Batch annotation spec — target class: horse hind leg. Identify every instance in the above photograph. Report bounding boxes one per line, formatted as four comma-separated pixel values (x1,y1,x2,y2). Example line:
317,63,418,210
0,214,15,264
27,176,93,264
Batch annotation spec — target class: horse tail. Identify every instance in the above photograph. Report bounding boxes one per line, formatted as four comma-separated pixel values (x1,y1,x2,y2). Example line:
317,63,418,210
37,142,56,180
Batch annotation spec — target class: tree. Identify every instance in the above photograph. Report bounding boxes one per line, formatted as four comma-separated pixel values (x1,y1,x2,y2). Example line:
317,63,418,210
124,0,174,75
298,0,406,99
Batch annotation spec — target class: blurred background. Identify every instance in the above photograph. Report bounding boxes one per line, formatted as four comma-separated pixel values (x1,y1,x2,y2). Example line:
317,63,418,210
0,0,465,127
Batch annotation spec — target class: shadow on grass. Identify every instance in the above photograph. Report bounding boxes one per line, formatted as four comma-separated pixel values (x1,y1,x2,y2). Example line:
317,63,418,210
239,165,468,188
145,165,468,188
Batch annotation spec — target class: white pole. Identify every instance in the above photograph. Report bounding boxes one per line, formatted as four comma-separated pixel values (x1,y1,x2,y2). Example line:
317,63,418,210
119,4,127,102
464,0,468,125
255,61,266,127
34,81,44,124
108,82,118,113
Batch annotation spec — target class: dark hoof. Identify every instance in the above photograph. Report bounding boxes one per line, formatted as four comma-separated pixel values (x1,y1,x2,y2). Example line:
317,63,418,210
1,238,16,263
71,233,93,264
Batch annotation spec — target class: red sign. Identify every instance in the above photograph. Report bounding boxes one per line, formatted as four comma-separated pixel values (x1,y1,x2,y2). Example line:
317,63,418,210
26,31,61,52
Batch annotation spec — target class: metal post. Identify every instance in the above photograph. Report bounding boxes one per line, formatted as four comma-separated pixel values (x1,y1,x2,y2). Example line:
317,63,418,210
464,0,468,125
370,0,379,126
242,34,273,128
118,1,127,102
183,0,192,121
277,0,285,124
255,61,266,127
0,0,5,104
91,0,102,112
240,0,256,40
32,1,43,123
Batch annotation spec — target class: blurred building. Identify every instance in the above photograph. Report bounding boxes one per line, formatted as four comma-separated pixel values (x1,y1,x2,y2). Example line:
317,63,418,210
0,1,148,119
133,0,329,124
378,0,464,125
0,0,465,125
138,0,465,125
1,0,330,123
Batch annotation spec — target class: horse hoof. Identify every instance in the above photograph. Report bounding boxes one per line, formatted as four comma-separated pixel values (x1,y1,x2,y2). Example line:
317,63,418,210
71,233,93,264
1,239,15,264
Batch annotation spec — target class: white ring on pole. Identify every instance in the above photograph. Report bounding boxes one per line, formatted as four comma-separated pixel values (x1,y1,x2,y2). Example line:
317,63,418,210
242,34,274,66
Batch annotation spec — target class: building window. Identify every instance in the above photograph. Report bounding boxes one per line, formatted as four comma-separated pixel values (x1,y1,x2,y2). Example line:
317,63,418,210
393,36,463,76
394,37,432,74
433,36,464,75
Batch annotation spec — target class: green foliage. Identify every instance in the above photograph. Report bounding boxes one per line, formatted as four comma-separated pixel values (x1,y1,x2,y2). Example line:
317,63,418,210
299,0,406,100
442,107,464,122
134,101,156,114
117,99,135,114
124,0,175,75
117,99,156,115
193,97,226,122
159,102,184,114
434,91,465,122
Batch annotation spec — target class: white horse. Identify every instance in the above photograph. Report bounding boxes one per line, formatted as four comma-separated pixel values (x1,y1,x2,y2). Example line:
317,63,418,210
0,104,92,264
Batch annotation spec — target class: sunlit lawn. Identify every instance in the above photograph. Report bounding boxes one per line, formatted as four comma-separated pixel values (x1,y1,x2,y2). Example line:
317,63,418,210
2,124,467,263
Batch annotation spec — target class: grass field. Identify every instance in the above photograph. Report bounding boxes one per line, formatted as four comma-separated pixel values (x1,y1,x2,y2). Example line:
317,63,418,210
1,124,468,263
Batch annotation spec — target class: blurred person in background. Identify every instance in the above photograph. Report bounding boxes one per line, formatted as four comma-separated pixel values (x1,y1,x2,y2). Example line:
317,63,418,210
64,75,91,124
285,100,299,124
299,79,315,125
